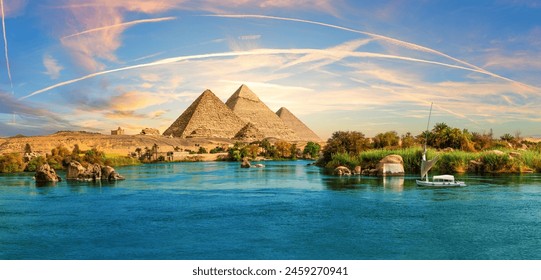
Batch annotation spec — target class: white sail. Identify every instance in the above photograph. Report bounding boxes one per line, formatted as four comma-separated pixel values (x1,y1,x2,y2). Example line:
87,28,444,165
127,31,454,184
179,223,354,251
420,155,438,179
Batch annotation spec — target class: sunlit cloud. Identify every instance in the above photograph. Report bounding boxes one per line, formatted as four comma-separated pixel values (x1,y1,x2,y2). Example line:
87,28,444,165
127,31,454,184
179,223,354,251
43,54,64,79
23,48,501,100
206,14,540,91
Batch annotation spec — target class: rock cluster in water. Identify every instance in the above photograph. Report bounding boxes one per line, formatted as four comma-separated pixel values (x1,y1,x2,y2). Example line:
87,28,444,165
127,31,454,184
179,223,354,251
67,161,125,181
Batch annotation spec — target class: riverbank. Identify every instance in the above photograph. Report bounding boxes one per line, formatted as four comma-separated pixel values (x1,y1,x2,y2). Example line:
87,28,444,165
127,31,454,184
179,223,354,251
322,147,541,174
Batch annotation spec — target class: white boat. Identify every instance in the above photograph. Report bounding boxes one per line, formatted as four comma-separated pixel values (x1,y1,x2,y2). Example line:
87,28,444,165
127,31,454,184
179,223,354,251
416,103,466,187
416,175,466,187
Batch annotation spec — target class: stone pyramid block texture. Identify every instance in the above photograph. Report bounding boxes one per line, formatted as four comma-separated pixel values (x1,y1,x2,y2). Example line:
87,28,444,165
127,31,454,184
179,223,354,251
276,107,322,142
163,89,246,138
225,85,299,141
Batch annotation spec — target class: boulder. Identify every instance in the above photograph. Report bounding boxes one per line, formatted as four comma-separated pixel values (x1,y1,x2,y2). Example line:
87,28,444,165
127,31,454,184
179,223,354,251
253,163,265,168
67,161,86,180
377,154,404,176
101,166,125,181
35,164,61,183
334,166,351,176
140,128,160,135
241,158,251,168
353,166,362,175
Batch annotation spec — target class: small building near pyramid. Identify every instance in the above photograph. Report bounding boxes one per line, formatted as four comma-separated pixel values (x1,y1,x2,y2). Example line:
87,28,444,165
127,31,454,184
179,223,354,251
111,127,124,135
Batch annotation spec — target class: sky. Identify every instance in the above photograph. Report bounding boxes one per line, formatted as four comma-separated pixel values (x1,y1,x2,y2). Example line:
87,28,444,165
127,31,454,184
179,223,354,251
0,0,540,139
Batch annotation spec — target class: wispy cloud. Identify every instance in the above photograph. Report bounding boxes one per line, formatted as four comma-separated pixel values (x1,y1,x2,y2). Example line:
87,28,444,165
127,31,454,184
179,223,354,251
21,48,498,100
61,16,176,40
206,14,539,91
43,54,64,79
0,0,13,93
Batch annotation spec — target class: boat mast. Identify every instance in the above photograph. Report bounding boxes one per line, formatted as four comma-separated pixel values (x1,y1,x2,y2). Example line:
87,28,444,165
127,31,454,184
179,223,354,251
423,102,433,160
423,103,433,182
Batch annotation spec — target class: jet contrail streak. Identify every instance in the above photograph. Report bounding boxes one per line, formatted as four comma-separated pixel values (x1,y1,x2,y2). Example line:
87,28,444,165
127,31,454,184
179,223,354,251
61,17,176,40
0,0,13,92
206,14,537,91
20,48,502,100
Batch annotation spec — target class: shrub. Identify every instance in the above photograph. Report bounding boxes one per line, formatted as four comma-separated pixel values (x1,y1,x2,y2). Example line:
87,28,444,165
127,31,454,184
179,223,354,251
0,153,25,173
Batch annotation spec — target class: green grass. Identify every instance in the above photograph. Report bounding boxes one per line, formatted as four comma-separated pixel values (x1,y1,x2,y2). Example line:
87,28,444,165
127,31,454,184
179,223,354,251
324,147,541,174
104,154,141,167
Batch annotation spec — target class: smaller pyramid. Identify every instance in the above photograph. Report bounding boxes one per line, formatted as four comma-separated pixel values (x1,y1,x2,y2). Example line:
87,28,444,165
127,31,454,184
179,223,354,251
276,107,321,142
163,89,246,138
226,84,298,141
234,122,265,141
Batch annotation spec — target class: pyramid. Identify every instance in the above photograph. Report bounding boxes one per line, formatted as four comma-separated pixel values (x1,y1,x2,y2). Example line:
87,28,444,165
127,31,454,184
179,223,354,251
276,107,322,142
163,89,246,138
225,84,298,140
234,122,265,141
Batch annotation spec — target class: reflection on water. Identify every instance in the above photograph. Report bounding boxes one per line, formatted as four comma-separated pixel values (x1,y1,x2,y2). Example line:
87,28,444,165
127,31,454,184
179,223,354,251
383,176,404,192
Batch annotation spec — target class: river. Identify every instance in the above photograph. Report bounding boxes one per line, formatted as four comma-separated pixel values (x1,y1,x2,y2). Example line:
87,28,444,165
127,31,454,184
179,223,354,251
1,161,540,259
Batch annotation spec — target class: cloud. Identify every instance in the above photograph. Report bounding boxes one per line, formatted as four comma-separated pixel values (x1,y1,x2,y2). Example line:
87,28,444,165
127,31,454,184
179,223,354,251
24,47,508,100
2,0,27,17
61,16,176,40
109,91,168,112
43,54,64,79
238,34,261,40
1,0,13,92
0,91,78,134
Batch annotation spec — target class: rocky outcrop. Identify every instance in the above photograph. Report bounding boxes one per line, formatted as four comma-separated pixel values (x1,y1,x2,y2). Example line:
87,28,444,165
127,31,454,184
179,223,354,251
376,155,405,176
334,166,352,176
101,166,125,181
353,166,362,175
35,164,61,183
66,161,125,181
67,161,86,179
140,128,160,135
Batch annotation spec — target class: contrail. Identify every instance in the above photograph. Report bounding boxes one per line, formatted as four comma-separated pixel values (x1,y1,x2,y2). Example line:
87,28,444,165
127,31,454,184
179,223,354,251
61,17,176,40
20,48,505,100
0,0,13,93
206,14,537,91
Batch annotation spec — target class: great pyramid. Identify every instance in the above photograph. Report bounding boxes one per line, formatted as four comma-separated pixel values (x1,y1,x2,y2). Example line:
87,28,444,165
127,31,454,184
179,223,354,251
276,107,322,142
163,89,246,138
225,84,298,141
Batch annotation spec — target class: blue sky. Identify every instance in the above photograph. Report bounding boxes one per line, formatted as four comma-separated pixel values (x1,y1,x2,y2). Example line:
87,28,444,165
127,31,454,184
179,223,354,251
1,0,540,139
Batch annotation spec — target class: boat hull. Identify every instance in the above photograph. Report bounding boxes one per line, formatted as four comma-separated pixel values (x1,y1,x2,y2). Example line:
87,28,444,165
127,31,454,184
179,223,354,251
416,180,466,187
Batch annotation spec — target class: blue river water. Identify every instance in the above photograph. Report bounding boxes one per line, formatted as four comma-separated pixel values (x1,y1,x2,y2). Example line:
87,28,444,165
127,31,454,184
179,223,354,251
1,160,540,260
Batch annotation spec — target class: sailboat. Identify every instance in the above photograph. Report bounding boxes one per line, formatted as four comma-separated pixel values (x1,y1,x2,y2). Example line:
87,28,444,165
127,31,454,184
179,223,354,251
416,103,466,187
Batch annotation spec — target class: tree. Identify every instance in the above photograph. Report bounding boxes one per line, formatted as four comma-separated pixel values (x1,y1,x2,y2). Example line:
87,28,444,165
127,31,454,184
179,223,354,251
197,146,208,154
401,132,416,148
303,142,321,159
24,143,32,154
321,131,370,163
373,131,399,149
275,141,292,158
